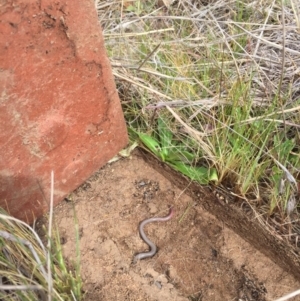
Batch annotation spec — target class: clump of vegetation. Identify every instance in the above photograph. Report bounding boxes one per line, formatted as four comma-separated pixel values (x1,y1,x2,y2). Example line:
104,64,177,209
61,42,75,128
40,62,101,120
0,174,82,300
96,0,300,245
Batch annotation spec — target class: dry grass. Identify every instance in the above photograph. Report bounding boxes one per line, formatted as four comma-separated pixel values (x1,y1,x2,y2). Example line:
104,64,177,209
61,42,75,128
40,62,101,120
0,172,82,301
95,0,300,248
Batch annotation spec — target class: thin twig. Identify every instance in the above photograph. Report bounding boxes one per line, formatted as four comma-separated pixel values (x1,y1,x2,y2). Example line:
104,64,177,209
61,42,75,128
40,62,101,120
0,284,44,290
273,289,300,301
278,0,287,140
137,43,161,71
47,171,54,301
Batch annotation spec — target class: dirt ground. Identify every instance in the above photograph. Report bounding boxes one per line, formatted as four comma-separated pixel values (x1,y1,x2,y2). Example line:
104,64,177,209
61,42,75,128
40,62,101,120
51,151,300,301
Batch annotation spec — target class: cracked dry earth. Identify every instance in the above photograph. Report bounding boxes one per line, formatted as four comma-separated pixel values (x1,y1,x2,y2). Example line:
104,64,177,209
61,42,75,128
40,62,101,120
50,151,300,301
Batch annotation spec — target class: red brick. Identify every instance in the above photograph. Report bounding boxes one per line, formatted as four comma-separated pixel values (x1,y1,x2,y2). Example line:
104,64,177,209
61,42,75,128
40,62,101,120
0,0,128,222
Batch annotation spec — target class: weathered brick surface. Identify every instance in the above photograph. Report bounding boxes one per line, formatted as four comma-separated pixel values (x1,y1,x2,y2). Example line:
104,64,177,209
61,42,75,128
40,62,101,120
0,0,128,222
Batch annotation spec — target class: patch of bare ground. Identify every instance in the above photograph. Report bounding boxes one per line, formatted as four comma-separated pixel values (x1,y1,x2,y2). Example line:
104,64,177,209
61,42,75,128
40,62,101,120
50,151,300,301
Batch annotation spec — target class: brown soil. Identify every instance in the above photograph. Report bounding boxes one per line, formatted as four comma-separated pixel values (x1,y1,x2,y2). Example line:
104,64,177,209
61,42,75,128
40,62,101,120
50,151,300,301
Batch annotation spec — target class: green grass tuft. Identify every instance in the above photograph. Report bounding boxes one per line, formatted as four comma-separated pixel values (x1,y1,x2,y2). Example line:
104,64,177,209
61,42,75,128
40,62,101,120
0,207,82,300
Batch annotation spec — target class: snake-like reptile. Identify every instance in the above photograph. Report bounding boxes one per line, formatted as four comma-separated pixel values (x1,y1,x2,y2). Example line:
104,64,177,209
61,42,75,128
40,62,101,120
133,207,174,263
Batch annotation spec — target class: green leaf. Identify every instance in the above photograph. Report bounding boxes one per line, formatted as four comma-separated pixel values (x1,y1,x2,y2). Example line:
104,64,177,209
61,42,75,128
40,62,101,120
166,150,196,163
157,117,173,160
128,127,140,140
138,132,162,158
170,162,216,184
209,168,218,182
158,117,173,147
125,5,135,12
